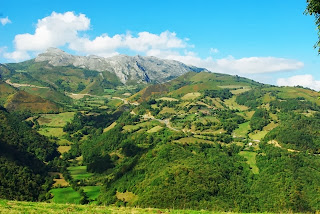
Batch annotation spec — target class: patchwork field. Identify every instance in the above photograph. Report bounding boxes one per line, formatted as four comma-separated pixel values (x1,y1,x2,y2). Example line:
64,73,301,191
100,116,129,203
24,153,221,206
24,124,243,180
224,96,248,111
68,166,93,180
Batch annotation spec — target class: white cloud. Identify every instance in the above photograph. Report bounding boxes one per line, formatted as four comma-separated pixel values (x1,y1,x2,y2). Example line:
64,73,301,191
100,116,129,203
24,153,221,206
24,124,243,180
69,31,187,57
152,52,304,74
210,48,219,54
0,17,11,26
2,11,304,77
3,50,30,62
277,74,320,91
15,11,90,52
4,11,186,60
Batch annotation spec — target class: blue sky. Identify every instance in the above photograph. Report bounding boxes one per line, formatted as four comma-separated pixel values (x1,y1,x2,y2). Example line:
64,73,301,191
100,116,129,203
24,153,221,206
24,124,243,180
1,0,319,90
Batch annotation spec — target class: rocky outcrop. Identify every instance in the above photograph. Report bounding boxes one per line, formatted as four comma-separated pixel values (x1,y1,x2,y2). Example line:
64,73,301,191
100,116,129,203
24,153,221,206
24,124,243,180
35,48,206,84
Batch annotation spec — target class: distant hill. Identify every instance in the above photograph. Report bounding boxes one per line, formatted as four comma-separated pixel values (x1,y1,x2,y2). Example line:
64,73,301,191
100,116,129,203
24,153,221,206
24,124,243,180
0,48,206,98
130,71,261,102
0,81,61,113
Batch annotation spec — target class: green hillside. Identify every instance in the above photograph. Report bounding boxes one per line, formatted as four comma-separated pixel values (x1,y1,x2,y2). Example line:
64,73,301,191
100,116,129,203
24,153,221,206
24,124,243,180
0,61,123,96
0,107,59,201
0,81,62,113
1,71,320,213
50,71,319,212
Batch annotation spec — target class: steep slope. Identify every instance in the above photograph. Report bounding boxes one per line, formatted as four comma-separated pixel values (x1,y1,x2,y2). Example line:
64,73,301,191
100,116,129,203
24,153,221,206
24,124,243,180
70,71,320,212
0,81,61,113
0,107,59,200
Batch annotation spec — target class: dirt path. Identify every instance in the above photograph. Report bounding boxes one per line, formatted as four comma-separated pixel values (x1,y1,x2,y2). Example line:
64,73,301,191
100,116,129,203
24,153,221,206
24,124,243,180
143,112,180,132
5,79,49,89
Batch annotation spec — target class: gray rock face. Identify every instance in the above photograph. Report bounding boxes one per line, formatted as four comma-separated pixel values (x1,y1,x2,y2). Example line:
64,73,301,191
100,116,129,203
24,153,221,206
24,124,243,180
35,48,205,84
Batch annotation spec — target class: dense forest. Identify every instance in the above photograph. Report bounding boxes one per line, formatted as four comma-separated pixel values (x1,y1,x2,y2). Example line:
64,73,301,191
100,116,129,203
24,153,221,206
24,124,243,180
0,106,59,201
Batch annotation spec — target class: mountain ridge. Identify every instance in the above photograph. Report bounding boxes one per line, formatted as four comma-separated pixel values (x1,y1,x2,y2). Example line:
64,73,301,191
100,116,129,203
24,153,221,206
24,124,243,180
34,47,207,84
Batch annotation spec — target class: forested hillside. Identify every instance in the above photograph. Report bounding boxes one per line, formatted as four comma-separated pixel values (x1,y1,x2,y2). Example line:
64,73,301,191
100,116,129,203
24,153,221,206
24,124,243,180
0,70,320,212
0,107,59,200
49,71,320,212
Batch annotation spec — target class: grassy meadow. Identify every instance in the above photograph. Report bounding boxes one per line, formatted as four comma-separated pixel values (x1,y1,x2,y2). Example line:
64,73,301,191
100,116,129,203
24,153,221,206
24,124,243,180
239,151,259,174
68,166,93,180
0,199,225,214
50,187,81,204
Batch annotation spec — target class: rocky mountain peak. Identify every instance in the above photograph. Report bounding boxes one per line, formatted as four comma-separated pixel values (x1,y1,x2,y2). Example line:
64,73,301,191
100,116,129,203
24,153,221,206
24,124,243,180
35,48,206,84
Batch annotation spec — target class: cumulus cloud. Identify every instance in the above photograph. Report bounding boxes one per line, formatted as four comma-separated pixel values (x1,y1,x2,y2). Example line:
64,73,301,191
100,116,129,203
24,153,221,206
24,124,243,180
3,11,304,76
277,74,320,91
3,50,30,62
68,31,186,57
4,11,187,60
0,17,11,26
15,11,90,52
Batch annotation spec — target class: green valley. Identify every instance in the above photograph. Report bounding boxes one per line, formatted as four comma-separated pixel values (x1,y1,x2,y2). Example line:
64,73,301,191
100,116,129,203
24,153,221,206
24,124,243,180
1,60,320,213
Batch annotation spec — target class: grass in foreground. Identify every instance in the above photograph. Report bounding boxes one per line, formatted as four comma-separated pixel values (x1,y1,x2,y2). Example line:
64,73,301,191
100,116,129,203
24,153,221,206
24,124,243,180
0,199,227,214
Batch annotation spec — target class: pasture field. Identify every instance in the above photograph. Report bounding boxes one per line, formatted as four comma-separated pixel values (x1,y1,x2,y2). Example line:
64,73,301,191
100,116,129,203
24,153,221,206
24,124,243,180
224,96,248,111
38,127,72,145
239,151,259,174
233,121,250,138
83,186,101,201
38,127,65,137
58,146,71,154
37,112,75,127
159,107,176,114
50,187,81,204
244,111,255,119
157,97,179,101
230,87,251,95
123,121,160,132
209,98,224,108
263,121,278,131
106,99,123,107
68,166,93,180
147,125,164,133
103,122,117,132
249,131,268,141
181,92,201,100
218,85,244,89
